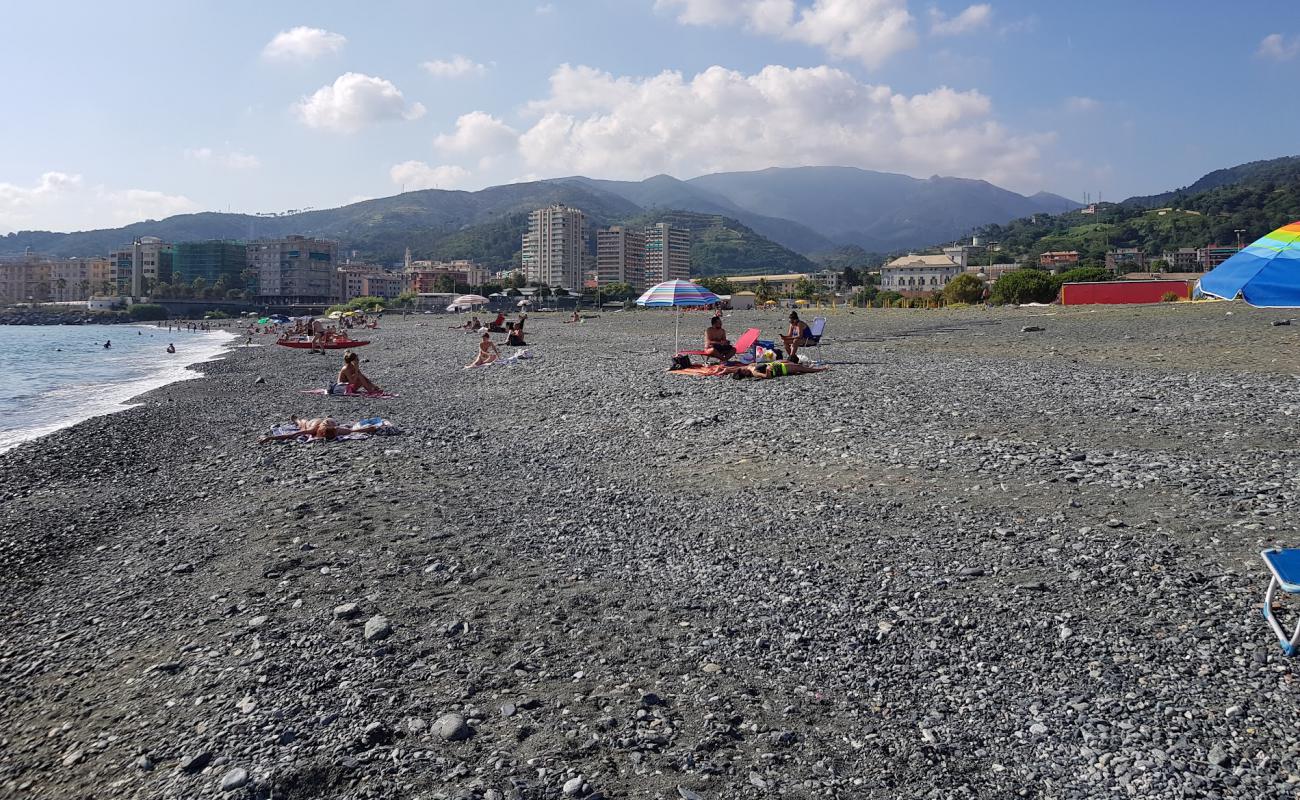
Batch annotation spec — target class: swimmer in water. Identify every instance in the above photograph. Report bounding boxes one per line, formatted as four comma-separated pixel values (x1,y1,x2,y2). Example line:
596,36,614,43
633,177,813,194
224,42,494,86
166,343,176,354
103,340,111,349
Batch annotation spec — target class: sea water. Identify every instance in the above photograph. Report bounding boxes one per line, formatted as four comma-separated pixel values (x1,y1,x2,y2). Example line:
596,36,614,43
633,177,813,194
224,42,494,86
0,324,235,453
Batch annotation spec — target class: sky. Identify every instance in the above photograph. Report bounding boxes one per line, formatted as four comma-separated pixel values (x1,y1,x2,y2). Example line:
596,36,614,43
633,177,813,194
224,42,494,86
1,0,1297,233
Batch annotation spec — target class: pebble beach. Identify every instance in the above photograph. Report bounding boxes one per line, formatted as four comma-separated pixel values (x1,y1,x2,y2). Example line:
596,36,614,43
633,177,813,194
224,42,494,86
4,301,1300,799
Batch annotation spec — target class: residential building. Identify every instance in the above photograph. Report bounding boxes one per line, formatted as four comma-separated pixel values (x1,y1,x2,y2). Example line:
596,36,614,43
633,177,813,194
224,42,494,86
0,255,52,304
248,235,337,300
942,244,985,269
595,226,646,290
405,259,489,293
109,237,172,297
521,205,592,290
336,264,385,302
966,263,1020,281
644,223,690,283
1161,248,1200,271
724,271,842,295
88,257,116,295
49,257,108,301
1038,251,1080,270
1198,244,1241,270
172,240,251,293
879,254,963,294
1105,248,1146,272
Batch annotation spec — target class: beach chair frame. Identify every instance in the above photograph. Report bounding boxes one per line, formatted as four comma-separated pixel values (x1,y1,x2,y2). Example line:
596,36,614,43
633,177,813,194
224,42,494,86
1261,548,1300,656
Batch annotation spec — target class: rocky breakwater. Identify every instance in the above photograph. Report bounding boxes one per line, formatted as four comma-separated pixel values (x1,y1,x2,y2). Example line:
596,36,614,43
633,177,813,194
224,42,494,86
0,308,124,325
2,305,1300,798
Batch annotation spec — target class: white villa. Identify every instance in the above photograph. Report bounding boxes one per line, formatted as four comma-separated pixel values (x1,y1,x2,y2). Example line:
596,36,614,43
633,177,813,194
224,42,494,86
879,254,963,294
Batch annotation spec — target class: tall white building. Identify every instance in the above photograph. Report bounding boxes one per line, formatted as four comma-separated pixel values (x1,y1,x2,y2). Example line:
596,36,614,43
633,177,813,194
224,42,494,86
521,205,591,290
644,223,690,284
109,237,172,297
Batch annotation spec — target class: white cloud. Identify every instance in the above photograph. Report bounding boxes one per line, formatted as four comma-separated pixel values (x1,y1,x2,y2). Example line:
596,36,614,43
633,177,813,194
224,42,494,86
184,147,261,169
1258,33,1300,62
262,26,347,61
0,172,197,233
656,0,917,68
509,63,1046,190
433,112,519,162
1063,96,1099,113
295,73,427,133
929,4,992,36
389,161,472,191
535,3,555,13
422,56,488,78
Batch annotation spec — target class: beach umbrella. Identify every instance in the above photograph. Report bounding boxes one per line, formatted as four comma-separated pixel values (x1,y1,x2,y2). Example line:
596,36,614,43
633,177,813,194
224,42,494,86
635,279,721,351
516,299,531,307
450,294,489,307
327,310,343,319
1198,222,1300,307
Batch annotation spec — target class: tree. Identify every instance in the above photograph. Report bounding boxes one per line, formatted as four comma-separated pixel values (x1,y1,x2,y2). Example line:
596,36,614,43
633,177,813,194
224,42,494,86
537,285,553,300
943,273,985,304
505,287,522,297
600,282,633,298
850,285,878,306
507,271,527,289
697,276,734,295
128,303,168,321
478,283,504,297
842,266,861,288
55,277,67,300
1052,267,1111,288
1148,259,1170,273
793,277,820,301
553,287,569,297
77,279,91,300
754,278,777,304
434,275,456,293
99,280,116,296
394,290,419,307
990,269,1058,305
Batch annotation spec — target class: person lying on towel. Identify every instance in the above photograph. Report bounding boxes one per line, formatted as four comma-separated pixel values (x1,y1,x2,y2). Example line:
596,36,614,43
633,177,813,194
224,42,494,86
721,359,827,380
259,417,386,443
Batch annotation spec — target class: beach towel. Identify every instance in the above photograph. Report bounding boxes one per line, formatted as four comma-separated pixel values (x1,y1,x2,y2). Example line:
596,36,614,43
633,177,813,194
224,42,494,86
266,418,401,443
301,386,399,399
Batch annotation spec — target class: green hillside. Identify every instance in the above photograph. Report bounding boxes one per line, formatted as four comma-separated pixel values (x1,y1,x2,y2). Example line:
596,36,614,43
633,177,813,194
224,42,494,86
625,210,815,276
973,157,1300,266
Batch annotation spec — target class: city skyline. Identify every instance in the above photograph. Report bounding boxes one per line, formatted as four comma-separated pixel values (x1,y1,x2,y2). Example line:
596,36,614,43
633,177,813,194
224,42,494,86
2,1,1298,234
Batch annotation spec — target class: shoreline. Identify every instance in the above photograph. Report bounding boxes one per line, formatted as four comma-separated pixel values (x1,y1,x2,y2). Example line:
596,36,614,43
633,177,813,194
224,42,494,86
4,304,1300,798
0,326,238,455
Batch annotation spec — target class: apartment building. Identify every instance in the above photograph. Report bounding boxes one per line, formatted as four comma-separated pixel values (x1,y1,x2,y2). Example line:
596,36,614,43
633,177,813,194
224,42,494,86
172,240,250,290
109,237,172,297
521,205,591,290
595,226,646,290
644,223,690,283
248,235,337,300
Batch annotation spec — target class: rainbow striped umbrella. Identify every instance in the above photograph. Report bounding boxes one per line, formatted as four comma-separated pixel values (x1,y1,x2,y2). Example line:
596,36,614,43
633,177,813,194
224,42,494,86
636,280,721,351
1199,222,1300,307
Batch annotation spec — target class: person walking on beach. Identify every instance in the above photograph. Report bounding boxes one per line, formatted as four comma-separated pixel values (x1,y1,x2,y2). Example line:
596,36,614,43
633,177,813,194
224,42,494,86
466,332,500,368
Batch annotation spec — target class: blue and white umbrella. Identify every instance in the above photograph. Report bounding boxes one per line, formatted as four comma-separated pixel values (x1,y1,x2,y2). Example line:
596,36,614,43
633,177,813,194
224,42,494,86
635,279,721,351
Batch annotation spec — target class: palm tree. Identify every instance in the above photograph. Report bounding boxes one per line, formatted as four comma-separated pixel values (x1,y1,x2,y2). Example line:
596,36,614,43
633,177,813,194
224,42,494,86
55,277,67,301
77,279,91,300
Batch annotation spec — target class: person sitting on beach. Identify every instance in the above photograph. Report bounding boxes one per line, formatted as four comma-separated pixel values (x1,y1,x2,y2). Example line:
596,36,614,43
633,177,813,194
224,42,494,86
566,309,580,324
166,343,176,354
779,312,814,359
506,322,528,347
721,359,827,380
703,316,735,361
487,312,507,333
466,332,500,368
258,416,385,443
338,350,383,394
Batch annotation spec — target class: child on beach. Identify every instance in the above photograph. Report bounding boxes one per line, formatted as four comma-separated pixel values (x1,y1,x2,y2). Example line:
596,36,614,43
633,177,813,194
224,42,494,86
466,332,500,368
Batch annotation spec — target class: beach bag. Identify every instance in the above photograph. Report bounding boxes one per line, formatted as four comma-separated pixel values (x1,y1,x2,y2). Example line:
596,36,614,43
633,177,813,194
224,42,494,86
669,355,692,371
328,382,348,395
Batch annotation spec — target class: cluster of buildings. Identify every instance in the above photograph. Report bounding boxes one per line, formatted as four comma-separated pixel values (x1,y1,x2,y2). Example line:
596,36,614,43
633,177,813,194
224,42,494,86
524,204,692,292
1038,244,1240,272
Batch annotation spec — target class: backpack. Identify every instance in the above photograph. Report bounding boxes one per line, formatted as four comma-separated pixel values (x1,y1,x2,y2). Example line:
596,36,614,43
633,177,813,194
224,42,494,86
669,355,693,371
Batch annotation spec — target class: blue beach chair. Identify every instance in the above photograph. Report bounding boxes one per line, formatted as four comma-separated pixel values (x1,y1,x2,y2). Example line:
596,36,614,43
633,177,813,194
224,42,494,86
805,316,826,347
1261,548,1300,655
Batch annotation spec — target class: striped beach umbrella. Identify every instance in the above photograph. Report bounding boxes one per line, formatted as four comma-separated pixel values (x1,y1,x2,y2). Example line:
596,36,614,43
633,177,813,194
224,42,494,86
1199,222,1300,307
635,279,721,351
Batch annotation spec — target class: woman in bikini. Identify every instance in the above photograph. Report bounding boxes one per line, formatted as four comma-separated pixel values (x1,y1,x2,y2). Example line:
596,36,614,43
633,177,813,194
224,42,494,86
337,350,383,394
466,331,500,368
720,359,827,380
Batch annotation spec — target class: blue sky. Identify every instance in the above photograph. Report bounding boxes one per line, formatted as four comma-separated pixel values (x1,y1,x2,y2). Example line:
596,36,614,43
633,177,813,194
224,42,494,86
1,0,1296,233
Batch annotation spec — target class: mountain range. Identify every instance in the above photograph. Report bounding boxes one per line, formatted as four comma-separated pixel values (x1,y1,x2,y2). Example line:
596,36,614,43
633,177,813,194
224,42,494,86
0,167,1078,275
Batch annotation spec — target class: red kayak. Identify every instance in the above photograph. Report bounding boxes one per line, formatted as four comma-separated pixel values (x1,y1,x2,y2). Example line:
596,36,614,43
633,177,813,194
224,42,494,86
276,338,370,349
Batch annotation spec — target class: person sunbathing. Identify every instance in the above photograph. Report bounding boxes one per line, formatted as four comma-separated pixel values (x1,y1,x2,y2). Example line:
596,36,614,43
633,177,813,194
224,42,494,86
779,312,814,359
506,322,528,347
258,416,385,443
566,310,580,324
703,316,736,360
466,332,500,368
337,350,382,394
724,359,827,380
